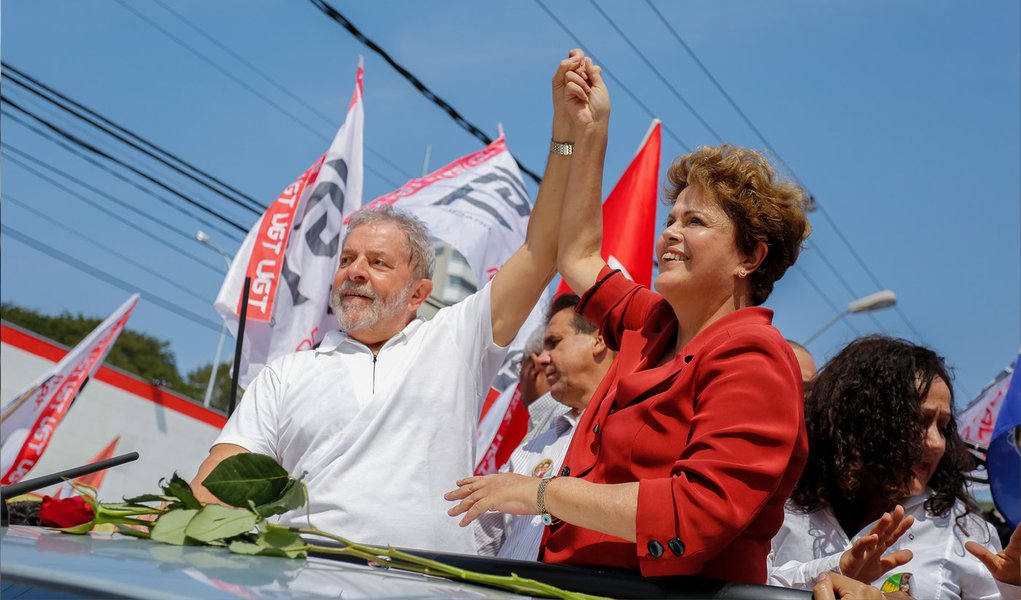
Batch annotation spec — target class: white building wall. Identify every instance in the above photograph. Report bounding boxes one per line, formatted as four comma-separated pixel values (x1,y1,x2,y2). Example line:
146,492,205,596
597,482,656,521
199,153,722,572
1,323,224,501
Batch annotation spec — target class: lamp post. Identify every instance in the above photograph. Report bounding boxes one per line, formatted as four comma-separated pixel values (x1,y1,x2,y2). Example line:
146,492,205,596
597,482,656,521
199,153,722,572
803,289,897,346
196,230,232,408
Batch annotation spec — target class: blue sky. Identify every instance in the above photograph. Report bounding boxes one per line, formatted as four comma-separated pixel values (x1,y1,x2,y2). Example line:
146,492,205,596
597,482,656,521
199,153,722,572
2,1,1018,405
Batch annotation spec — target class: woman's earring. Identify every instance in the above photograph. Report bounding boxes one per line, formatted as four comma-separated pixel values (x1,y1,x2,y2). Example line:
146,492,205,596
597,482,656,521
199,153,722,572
738,268,748,278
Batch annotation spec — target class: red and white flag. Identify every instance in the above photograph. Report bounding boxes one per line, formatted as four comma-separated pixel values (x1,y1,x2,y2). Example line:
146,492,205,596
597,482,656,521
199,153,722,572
960,363,1015,450
556,119,661,294
361,135,548,473
0,294,138,485
54,436,120,498
215,60,365,388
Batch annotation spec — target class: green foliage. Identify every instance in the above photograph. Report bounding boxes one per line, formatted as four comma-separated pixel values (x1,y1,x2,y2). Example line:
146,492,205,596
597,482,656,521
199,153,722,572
160,473,203,511
185,505,258,542
202,454,291,508
183,361,234,412
1,302,235,411
229,529,307,559
151,509,200,546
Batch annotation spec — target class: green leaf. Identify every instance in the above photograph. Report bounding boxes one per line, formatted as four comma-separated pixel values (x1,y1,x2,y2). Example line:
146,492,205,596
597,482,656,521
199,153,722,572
122,493,176,504
202,453,290,507
115,524,151,539
185,505,257,543
228,529,306,559
151,509,199,545
52,521,96,535
160,473,202,510
252,479,308,519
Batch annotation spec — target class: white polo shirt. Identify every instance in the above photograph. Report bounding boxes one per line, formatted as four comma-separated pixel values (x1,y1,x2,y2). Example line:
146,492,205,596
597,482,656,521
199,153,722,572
214,282,506,554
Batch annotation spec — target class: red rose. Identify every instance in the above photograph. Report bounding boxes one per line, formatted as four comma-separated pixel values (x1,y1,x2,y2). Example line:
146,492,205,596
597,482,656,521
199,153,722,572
39,495,95,528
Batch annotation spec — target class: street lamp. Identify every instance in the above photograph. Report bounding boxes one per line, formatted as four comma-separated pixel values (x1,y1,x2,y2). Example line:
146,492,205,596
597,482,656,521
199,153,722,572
803,289,897,346
196,230,232,408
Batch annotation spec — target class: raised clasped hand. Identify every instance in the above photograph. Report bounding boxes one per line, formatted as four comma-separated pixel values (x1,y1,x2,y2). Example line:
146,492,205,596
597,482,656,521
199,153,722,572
839,504,915,584
444,473,541,527
966,523,1021,586
562,55,609,130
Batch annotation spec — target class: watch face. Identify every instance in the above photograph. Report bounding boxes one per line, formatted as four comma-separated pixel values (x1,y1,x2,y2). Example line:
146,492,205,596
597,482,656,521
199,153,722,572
532,458,553,478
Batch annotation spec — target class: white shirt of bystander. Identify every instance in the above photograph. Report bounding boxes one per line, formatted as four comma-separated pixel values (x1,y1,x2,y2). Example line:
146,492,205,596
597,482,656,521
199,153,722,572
214,282,507,554
768,491,1019,600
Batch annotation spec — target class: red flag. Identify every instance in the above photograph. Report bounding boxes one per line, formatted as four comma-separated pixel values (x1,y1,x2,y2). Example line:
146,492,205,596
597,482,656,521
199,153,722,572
55,436,120,498
557,119,661,294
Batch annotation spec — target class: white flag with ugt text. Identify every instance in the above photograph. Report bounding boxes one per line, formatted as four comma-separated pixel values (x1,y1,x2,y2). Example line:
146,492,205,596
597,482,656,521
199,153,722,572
215,61,364,389
361,135,548,471
0,294,138,484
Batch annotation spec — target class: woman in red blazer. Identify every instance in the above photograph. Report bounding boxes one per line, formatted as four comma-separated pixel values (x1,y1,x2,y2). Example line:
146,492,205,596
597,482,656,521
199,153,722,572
447,55,810,584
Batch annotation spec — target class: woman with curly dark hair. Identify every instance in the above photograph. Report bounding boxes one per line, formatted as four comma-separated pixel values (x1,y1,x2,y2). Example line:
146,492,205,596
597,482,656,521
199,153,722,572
769,335,1020,599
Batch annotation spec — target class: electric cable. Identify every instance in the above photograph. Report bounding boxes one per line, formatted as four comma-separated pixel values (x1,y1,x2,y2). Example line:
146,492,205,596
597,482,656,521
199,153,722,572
532,0,693,152
112,0,403,190
5,194,216,305
643,0,923,342
2,145,225,275
1,226,223,333
2,61,264,212
1,102,247,240
304,0,544,184
147,0,414,183
587,0,722,143
3,67,264,215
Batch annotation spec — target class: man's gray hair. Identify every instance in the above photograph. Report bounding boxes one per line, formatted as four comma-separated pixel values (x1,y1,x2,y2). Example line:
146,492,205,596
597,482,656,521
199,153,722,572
344,205,435,280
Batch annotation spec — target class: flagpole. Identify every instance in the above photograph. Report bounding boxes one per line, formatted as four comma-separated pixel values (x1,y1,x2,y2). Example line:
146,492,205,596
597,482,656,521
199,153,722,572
227,277,251,417
0,452,139,499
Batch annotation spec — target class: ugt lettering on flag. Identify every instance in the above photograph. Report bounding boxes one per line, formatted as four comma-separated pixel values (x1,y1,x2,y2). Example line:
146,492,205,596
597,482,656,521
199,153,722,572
362,135,548,473
0,294,138,485
215,59,364,388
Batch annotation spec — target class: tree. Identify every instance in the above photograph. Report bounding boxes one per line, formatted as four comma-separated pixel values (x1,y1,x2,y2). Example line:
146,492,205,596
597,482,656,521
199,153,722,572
2,302,189,400
183,361,235,413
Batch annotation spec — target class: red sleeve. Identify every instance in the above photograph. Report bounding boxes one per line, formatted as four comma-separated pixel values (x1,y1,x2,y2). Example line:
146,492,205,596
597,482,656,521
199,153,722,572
634,330,804,573
577,265,663,351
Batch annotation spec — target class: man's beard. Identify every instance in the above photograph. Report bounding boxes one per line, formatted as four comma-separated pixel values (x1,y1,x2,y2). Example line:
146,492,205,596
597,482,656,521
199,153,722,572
330,280,416,333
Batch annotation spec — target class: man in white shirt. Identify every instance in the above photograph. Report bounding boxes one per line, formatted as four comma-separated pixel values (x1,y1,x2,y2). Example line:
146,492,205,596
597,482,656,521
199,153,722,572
475,293,615,559
188,52,591,553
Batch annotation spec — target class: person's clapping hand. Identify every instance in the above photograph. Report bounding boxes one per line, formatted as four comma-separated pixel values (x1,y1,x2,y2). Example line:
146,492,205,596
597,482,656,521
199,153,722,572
839,505,915,584
965,523,1020,586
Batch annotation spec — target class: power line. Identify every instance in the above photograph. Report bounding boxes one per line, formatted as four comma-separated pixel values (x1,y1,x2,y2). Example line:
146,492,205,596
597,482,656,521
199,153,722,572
1,101,247,239
5,194,216,306
643,0,924,343
2,144,225,275
146,0,414,184
532,0,693,153
587,0,722,143
1,61,264,212
305,0,544,185
534,0,863,330
2,63,265,215
112,0,403,190
1,226,223,333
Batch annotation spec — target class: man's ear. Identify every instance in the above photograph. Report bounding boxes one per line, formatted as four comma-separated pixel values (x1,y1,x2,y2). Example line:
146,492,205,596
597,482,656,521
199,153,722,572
408,279,434,311
742,240,769,274
591,332,608,360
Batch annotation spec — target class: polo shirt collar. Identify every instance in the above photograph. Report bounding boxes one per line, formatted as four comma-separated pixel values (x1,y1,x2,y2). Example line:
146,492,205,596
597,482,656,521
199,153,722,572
316,317,426,354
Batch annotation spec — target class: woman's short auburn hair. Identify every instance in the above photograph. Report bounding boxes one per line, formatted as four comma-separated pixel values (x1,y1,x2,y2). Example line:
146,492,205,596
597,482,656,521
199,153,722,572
666,144,811,306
